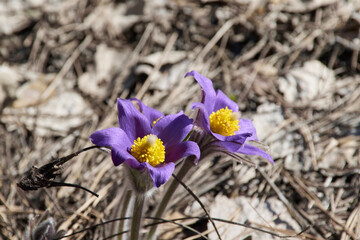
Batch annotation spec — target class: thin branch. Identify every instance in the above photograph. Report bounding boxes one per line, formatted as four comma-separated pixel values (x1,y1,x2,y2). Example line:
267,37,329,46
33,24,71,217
17,146,103,195
49,181,99,197
55,215,310,240
171,173,222,240
55,216,208,240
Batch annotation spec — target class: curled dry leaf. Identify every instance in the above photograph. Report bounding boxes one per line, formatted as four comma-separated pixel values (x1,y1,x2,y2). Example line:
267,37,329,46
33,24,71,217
0,65,23,107
207,195,301,240
278,60,335,109
3,91,93,136
78,44,129,99
0,64,22,88
83,3,141,38
134,51,188,91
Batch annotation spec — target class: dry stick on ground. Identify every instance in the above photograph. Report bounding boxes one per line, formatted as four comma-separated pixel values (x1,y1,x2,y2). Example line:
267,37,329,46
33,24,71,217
171,173,222,240
135,32,178,100
283,171,358,239
57,209,313,240
257,169,312,232
195,18,235,66
40,35,93,102
235,36,268,65
58,182,113,233
296,121,318,168
114,23,155,102
58,216,208,240
341,205,360,240
61,214,312,240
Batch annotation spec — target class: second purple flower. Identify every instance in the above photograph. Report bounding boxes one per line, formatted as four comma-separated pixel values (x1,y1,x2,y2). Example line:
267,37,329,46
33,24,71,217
185,71,273,163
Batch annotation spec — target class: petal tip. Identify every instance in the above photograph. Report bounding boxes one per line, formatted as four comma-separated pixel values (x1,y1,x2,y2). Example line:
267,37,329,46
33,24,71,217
185,70,197,78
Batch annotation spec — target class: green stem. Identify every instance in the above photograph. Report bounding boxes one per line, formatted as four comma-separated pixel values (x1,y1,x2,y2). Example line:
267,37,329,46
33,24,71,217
147,159,193,240
117,190,132,240
130,194,145,240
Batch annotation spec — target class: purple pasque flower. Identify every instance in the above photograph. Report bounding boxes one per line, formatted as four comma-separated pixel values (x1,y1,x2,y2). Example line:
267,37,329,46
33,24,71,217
90,98,200,188
185,71,273,163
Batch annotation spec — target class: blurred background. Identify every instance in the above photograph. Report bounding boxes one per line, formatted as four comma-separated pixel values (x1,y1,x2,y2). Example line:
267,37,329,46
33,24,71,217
0,0,359,239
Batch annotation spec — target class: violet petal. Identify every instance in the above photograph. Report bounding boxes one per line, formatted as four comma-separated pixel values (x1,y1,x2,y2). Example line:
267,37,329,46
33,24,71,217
214,89,239,112
213,140,246,153
111,145,135,166
185,71,216,113
237,143,274,163
165,141,200,163
90,127,132,148
145,162,175,188
212,131,252,142
124,158,146,170
117,98,151,141
130,98,164,124
191,102,212,134
152,112,193,148
236,119,259,141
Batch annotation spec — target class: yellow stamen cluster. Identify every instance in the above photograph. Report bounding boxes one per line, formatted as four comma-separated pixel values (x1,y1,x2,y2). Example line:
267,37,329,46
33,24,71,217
209,107,240,136
130,134,165,167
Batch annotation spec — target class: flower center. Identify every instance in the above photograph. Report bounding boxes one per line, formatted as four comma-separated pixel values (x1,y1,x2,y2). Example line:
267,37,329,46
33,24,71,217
130,134,165,167
209,107,240,136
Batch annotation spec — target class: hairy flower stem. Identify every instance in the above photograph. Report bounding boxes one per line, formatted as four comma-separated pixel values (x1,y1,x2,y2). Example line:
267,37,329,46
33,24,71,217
130,194,145,240
116,190,132,240
147,159,194,240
